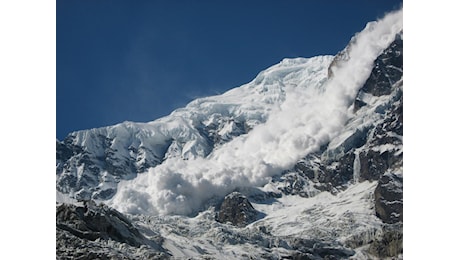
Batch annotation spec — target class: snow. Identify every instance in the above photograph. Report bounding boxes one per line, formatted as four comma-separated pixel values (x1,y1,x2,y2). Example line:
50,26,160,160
120,181,382,259
56,190,81,205
253,181,380,240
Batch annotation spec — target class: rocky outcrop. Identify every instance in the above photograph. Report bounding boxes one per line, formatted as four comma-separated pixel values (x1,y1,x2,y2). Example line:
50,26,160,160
216,192,259,227
56,202,168,259
368,224,403,258
361,33,403,96
287,238,355,260
375,173,403,224
56,202,148,247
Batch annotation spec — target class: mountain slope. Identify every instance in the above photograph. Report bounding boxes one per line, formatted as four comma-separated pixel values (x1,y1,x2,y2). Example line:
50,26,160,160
56,55,333,202
57,8,403,259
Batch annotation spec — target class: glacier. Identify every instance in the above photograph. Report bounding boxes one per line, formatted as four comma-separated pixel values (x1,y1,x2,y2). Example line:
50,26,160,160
56,7,403,259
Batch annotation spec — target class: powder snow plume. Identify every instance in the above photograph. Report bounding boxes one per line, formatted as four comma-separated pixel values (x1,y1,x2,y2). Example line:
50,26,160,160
109,8,403,216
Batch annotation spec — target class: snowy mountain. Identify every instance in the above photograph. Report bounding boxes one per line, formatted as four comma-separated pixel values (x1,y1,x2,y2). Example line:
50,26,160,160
57,8,403,259
56,54,333,202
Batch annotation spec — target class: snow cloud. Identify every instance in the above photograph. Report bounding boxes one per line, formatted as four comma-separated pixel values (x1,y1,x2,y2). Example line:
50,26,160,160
109,8,403,216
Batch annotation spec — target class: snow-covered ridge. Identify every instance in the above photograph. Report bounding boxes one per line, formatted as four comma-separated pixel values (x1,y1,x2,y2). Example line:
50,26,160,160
56,54,333,201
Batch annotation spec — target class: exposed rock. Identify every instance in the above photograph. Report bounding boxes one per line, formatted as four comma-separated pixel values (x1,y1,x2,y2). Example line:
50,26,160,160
216,192,258,227
358,150,392,181
375,173,403,224
353,98,367,112
56,229,168,260
361,32,403,96
327,36,353,79
368,224,403,258
56,202,168,259
358,99,402,182
287,238,355,259
201,117,249,147
57,202,149,247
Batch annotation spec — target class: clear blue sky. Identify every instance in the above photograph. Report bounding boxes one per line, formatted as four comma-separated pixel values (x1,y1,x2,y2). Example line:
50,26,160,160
56,0,402,140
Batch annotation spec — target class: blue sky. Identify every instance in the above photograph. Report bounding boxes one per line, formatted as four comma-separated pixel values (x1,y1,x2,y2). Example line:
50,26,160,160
57,0,402,140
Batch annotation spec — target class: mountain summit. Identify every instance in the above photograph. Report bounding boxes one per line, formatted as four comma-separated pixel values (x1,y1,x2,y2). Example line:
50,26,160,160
57,8,403,259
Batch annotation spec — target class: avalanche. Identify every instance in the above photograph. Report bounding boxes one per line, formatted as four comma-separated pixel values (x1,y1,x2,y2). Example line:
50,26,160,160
109,8,402,216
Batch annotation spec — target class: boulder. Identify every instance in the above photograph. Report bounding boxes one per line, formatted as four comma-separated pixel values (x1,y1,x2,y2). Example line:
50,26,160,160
217,192,258,227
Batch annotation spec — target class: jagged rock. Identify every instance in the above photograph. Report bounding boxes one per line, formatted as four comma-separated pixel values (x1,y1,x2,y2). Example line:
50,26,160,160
327,37,353,79
281,149,358,196
368,224,403,258
201,117,249,146
374,173,403,224
358,150,391,181
358,97,402,182
56,229,168,260
321,150,356,188
361,32,403,96
288,238,355,259
324,127,369,163
56,139,81,164
353,98,367,112
216,192,258,227
56,202,168,259
57,202,148,247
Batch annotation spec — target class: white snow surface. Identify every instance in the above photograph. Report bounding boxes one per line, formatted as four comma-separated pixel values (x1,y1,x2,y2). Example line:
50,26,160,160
106,8,403,216
127,181,382,259
255,181,380,240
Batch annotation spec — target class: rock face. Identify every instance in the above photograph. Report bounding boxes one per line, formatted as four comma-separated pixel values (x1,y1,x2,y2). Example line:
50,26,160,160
56,202,147,247
217,192,259,227
287,238,355,260
361,33,403,96
368,224,403,257
375,173,403,224
56,202,168,259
